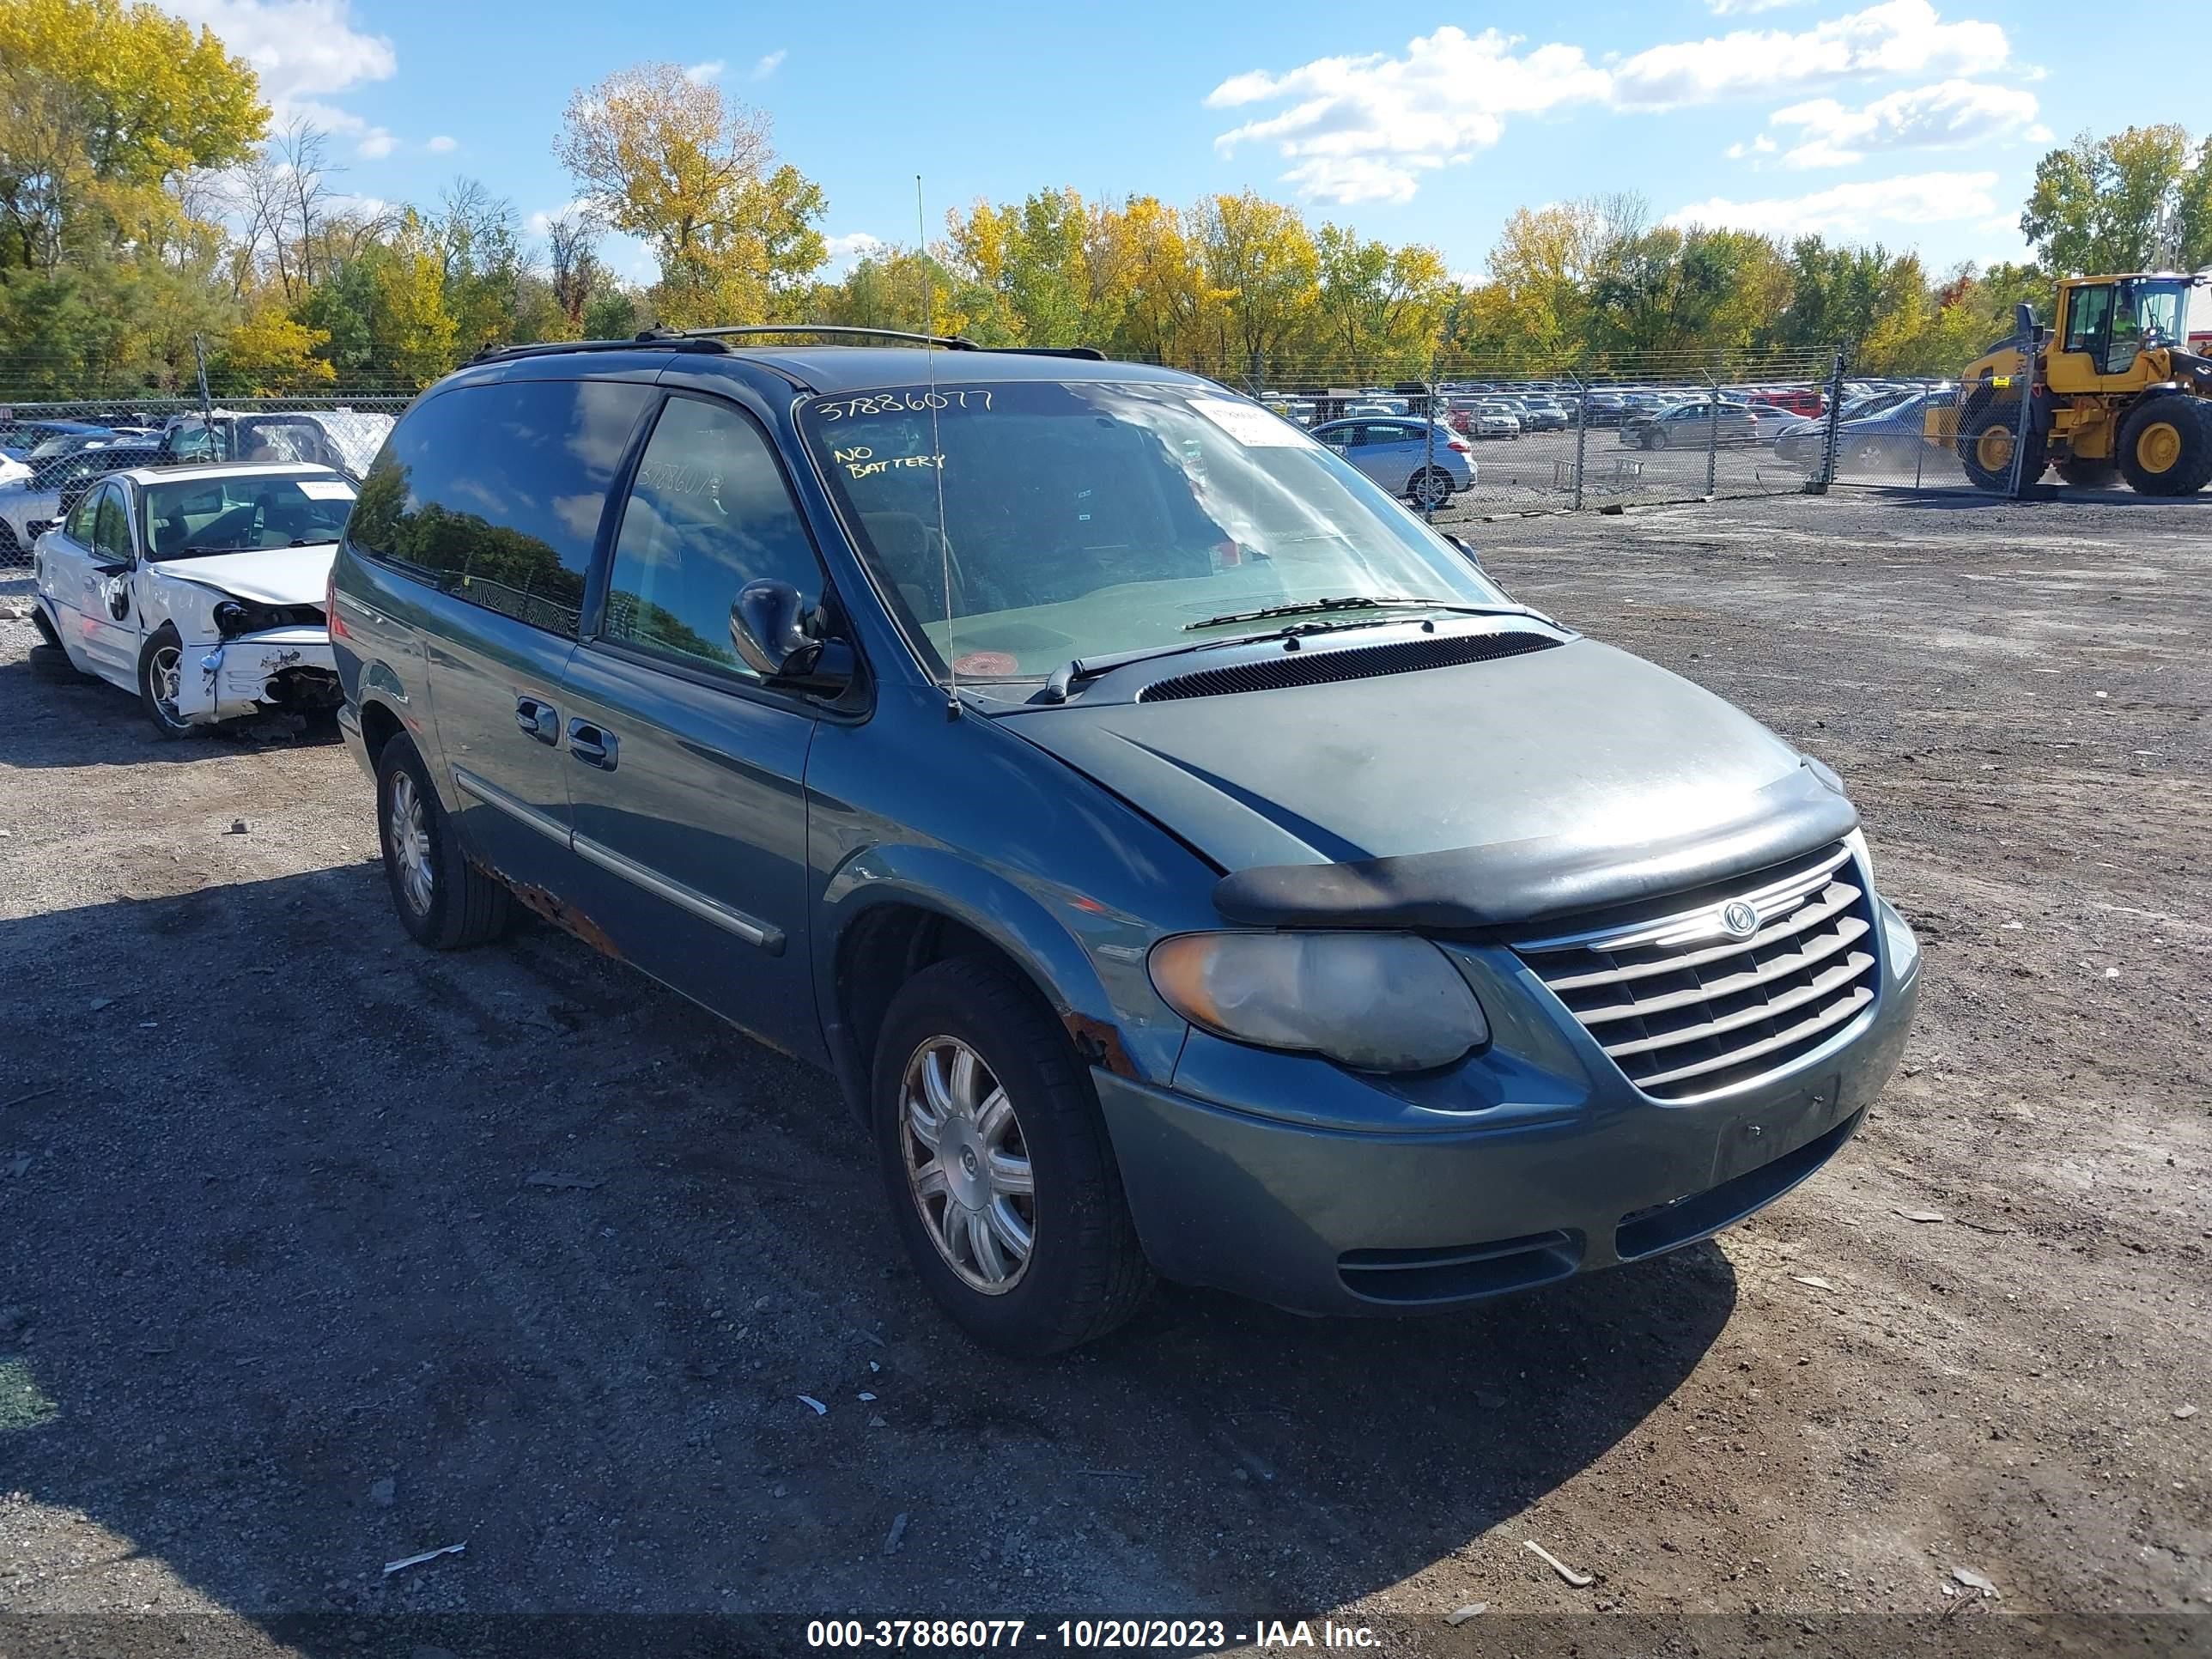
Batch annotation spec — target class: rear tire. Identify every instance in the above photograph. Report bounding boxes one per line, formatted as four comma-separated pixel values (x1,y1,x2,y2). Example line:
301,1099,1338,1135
2056,454,2118,489
28,641,82,682
1407,468,1453,509
872,956,1152,1356
2116,397,2212,496
375,732,512,950
1640,428,1662,450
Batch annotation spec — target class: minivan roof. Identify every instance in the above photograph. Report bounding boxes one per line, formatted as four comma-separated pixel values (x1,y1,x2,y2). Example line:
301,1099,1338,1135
448,336,1206,398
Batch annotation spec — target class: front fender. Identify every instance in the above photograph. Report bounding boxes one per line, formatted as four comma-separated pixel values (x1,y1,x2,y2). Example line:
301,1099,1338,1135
815,841,1191,1100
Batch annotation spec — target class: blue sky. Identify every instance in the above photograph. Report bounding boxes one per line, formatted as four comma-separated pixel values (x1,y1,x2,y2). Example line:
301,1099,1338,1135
167,0,2205,284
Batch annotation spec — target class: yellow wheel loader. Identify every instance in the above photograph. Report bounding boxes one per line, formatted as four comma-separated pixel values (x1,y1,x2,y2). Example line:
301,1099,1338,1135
1926,270,2212,495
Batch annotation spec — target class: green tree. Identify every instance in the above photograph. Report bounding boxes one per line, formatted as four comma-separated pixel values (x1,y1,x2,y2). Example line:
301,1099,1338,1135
555,61,826,327
2022,125,2196,273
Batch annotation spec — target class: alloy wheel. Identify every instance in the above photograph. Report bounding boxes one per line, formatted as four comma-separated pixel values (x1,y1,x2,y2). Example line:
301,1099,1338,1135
387,770,434,917
900,1036,1036,1295
149,644,188,730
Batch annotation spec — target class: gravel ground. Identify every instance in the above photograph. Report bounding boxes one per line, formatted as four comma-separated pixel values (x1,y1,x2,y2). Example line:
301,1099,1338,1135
0,489,2207,1655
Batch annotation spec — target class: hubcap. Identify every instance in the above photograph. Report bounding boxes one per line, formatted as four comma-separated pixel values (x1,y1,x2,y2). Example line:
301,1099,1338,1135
2137,421,2180,474
1976,427,2014,471
387,772,434,917
900,1036,1035,1295
149,645,185,726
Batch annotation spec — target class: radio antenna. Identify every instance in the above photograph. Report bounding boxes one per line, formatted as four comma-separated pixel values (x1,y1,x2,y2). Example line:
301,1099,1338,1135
920,174,959,720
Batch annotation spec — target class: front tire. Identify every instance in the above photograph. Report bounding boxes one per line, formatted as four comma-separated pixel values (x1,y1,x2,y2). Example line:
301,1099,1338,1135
375,733,511,950
872,957,1152,1356
2116,397,2212,496
137,625,199,739
1958,403,2045,492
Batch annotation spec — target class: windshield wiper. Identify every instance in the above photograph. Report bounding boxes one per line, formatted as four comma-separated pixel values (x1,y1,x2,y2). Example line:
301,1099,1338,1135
1183,595,1508,632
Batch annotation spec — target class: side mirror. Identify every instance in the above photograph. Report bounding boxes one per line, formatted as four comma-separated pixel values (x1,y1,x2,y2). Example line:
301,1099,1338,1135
102,573,131,620
729,579,854,692
729,579,815,677
1445,532,1486,570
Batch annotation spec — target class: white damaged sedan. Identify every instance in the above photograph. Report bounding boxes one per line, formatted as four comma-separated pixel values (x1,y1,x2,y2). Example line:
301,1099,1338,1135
29,462,356,738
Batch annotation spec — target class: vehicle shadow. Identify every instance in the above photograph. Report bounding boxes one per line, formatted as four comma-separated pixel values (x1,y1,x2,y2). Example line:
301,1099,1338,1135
0,869,1735,1642
0,647,341,767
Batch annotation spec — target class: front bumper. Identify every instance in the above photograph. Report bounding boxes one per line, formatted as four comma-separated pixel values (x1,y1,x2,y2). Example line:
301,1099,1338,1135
182,629,337,722
1097,898,1919,1316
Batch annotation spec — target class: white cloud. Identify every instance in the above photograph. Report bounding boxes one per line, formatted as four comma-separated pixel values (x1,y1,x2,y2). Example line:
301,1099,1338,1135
1611,0,2009,112
425,134,458,154
355,129,397,159
823,231,885,262
1664,169,2001,236
1768,78,2039,167
1708,0,1807,11
750,50,787,81
1725,135,1779,159
162,1,395,123
684,59,724,82
1211,3,2014,203
526,198,595,239
1207,25,1610,205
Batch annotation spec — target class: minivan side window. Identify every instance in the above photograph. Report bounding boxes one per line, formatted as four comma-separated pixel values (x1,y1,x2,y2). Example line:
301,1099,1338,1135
349,379,652,640
598,395,825,681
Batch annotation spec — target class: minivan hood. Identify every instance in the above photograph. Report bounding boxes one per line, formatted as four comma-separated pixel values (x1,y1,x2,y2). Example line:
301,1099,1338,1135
999,635,1855,932
160,544,336,607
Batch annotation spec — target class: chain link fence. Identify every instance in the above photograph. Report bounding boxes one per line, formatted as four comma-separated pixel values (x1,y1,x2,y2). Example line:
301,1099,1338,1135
1237,349,1850,524
1,394,404,567
1,340,2051,574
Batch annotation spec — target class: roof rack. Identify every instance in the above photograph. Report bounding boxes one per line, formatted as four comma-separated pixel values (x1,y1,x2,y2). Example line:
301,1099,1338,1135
979,344,1107,361
468,336,726,366
469,325,1113,368
640,324,981,350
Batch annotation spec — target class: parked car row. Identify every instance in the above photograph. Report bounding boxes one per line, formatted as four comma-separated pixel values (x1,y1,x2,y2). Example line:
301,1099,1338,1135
0,409,393,562
20,337,1919,1359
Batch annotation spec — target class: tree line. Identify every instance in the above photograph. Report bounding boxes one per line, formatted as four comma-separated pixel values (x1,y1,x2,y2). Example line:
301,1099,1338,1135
3,0,2209,398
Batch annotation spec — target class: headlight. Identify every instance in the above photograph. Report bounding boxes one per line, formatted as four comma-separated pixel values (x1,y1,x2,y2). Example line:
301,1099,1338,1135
214,599,286,638
1148,932,1487,1073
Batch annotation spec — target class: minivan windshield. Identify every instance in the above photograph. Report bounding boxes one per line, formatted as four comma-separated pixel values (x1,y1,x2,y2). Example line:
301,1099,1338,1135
799,379,1507,681
139,473,356,558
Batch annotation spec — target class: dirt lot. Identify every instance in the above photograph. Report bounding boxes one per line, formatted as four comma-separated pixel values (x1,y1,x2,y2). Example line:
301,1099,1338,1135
0,489,2207,1654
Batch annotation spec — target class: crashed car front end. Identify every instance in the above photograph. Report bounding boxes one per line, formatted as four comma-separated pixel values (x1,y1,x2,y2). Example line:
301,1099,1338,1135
158,585,340,725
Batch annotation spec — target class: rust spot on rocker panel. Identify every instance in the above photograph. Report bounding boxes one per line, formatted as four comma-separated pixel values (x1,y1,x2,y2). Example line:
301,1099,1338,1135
481,864,624,960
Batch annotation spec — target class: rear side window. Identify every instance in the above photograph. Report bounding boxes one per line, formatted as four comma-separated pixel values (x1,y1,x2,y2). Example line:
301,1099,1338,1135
92,484,130,559
349,379,652,640
599,395,825,681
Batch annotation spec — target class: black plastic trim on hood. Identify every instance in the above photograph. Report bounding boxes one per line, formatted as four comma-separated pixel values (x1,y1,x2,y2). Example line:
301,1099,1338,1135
1139,629,1559,702
1210,763,1857,933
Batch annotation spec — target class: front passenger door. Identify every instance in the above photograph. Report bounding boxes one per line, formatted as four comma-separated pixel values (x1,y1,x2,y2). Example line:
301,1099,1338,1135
556,393,830,1058
81,483,141,678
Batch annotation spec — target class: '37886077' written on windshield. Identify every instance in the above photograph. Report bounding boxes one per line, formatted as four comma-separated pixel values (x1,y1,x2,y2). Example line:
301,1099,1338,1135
812,388,994,421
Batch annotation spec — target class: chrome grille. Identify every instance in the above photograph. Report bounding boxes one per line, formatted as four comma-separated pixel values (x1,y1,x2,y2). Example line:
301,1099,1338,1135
1513,843,1878,1101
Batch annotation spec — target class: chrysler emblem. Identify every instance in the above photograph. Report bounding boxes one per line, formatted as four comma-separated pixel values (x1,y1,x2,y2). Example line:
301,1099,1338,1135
1721,901,1759,939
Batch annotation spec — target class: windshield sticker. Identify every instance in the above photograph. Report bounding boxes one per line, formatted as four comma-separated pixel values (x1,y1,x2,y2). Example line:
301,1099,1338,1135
815,389,993,422
1187,398,1305,447
834,445,945,481
295,480,356,500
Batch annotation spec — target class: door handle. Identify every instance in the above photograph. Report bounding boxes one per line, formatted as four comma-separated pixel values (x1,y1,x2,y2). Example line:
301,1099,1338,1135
515,696,559,743
567,720,618,770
